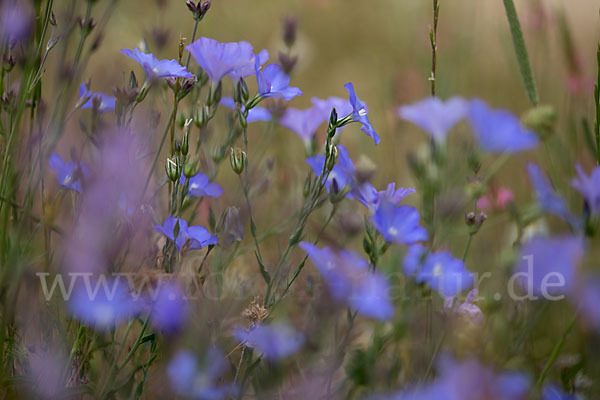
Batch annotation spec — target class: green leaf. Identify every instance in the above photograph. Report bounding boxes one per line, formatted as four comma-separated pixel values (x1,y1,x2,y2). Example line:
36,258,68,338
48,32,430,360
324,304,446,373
503,0,539,106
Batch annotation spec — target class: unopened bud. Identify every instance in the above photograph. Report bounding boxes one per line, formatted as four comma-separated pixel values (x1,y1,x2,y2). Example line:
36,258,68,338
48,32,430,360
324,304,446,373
50,12,57,26
129,71,138,89
238,78,249,103
465,212,476,226
230,148,246,175
166,157,180,181
183,162,196,178
329,108,338,128
522,105,557,140
326,145,338,172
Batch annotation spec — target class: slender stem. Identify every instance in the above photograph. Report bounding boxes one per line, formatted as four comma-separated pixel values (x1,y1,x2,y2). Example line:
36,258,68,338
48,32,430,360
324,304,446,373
141,108,176,197
462,234,473,262
536,314,577,388
185,19,200,69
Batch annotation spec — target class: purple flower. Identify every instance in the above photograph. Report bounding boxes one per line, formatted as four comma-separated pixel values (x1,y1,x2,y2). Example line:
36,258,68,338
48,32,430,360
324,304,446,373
69,277,140,329
514,235,584,298
147,281,188,333
234,322,304,361
48,153,89,193
306,144,356,194
186,37,265,83
370,203,428,245
220,97,271,123
542,383,577,400
356,182,415,213
312,96,353,119
256,60,302,101
300,242,394,320
403,244,426,276
575,277,600,331
154,216,217,251
344,83,380,145
0,1,32,43
373,355,530,400
528,163,580,229
417,251,473,297
467,99,539,153
167,347,237,399
398,96,468,142
180,171,223,198
120,47,194,81
280,106,327,141
571,164,600,215
79,83,116,113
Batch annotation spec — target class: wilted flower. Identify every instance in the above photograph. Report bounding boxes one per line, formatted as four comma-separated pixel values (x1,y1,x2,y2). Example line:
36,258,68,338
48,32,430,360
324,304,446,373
528,163,580,229
344,83,380,145
416,250,473,297
154,216,217,251
79,83,115,113
514,235,584,298
180,171,223,198
186,37,266,83
69,277,141,329
571,164,600,215
220,97,271,123
370,202,428,245
256,60,302,101
48,153,89,193
167,347,237,399
467,99,539,153
300,242,394,320
234,322,304,361
398,96,468,142
445,288,484,326
120,47,194,81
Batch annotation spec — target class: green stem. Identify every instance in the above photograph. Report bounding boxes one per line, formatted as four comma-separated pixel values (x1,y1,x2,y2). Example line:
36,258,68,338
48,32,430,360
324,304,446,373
536,314,577,388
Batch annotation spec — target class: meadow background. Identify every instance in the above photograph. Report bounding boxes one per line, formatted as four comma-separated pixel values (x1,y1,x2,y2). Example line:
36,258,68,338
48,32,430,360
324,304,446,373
2,0,600,398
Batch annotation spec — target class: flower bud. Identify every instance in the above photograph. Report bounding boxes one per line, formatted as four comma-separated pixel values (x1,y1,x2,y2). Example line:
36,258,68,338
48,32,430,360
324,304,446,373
129,70,138,89
166,157,180,182
329,107,338,129
303,173,312,198
326,145,338,172
207,81,222,107
238,110,248,130
230,147,246,175
183,162,196,178
522,105,557,140
465,211,476,226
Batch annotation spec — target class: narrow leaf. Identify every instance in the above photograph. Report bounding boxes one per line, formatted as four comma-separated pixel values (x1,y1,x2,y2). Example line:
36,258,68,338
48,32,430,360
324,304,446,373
503,0,539,106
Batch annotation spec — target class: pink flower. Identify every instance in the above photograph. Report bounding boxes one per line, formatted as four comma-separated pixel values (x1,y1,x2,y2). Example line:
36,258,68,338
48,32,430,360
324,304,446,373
477,186,514,212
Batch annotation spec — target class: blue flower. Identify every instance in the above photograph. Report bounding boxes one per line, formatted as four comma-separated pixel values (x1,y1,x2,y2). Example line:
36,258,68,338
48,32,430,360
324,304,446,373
542,383,577,400
180,171,224,198
300,242,394,320
280,106,327,142
571,164,600,215
154,217,217,251
306,144,356,193
0,1,32,43
467,99,538,153
398,96,468,142
147,281,188,333
234,322,304,361
48,153,89,193
79,83,115,113
372,355,530,400
514,235,584,298
403,244,426,276
69,278,140,329
120,47,194,81
344,82,380,145
417,251,473,297
220,97,271,123
527,163,580,229
186,37,265,83
167,347,237,399
311,96,353,119
256,60,302,101
356,182,415,213
370,202,428,245
575,277,600,331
